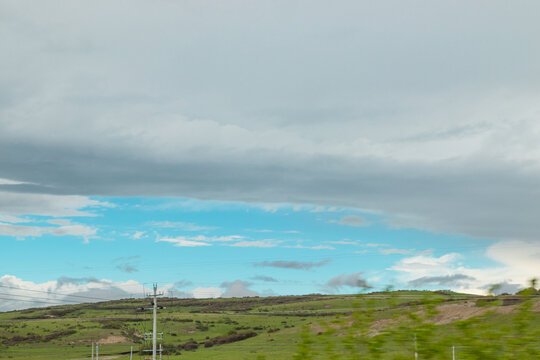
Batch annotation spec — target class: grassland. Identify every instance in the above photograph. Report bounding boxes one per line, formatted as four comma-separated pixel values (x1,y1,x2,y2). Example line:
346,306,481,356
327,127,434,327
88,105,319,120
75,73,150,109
0,290,538,359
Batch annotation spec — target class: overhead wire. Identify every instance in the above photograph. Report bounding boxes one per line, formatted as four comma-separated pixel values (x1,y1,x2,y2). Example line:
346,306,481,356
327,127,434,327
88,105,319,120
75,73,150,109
0,283,120,302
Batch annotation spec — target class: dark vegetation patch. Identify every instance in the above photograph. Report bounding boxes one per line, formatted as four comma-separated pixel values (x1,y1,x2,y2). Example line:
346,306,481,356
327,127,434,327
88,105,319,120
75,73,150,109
204,331,257,348
2,330,76,346
97,318,143,329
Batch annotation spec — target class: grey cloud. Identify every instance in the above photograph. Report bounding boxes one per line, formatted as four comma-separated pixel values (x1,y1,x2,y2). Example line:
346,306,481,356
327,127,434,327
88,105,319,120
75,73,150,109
324,272,372,291
251,275,278,282
113,256,140,273
483,282,524,295
2,1,540,244
409,274,476,288
167,280,194,298
115,263,138,273
3,142,540,244
254,259,330,270
172,280,194,289
220,280,259,298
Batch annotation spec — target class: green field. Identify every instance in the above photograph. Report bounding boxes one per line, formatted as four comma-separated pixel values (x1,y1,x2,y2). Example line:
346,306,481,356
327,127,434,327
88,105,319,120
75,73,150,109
0,290,538,359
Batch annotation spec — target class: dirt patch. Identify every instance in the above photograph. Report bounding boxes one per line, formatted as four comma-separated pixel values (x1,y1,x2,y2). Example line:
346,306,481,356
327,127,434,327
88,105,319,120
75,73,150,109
431,301,532,324
370,317,400,335
97,335,129,344
431,301,490,325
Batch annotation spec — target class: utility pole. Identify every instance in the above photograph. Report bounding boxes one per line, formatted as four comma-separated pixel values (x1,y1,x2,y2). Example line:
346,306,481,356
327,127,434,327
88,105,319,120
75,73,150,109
91,342,94,360
144,283,164,360
96,343,99,360
452,345,455,360
414,334,418,360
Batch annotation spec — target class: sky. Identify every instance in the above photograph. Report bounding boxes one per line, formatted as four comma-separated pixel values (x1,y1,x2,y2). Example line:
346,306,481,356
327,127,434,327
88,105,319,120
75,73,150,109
1,0,539,311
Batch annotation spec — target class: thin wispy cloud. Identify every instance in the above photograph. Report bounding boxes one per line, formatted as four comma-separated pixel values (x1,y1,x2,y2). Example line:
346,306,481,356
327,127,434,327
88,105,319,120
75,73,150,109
254,259,331,270
156,235,245,247
328,240,358,245
157,238,211,247
380,248,413,255
251,275,278,283
331,215,370,227
0,222,96,240
230,240,280,248
285,244,335,250
408,274,475,288
148,221,215,231
113,256,140,273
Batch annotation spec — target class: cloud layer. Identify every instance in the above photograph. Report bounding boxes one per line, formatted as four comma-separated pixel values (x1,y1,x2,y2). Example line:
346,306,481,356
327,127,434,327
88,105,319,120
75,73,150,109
1,1,540,245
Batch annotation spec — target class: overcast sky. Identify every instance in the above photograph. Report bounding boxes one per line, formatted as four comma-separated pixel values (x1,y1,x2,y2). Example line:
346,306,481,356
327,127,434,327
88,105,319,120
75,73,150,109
1,1,539,311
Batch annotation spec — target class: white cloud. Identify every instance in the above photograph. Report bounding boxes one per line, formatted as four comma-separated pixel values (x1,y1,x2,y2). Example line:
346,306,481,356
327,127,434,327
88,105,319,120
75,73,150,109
285,244,335,250
328,240,358,245
380,248,413,255
156,234,246,247
230,240,280,248
389,240,540,294
202,235,245,242
0,191,112,217
390,253,461,274
486,240,540,276
0,274,143,311
148,221,214,231
221,280,259,298
0,178,31,185
0,222,96,240
132,231,145,239
157,237,211,247
0,215,30,223
190,286,223,299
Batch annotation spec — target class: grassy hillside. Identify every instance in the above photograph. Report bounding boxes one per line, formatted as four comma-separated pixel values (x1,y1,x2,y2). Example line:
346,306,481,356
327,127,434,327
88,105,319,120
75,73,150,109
0,291,538,359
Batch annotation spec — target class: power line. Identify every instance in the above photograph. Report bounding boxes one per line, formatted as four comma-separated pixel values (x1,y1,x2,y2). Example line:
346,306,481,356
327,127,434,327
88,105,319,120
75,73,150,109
0,292,82,303
0,296,80,306
0,284,132,302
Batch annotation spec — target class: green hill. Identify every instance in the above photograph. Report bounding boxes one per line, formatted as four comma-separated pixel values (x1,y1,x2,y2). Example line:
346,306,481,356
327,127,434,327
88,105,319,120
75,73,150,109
0,291,538,359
